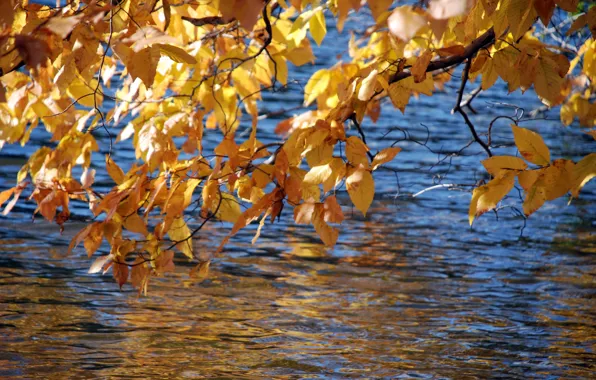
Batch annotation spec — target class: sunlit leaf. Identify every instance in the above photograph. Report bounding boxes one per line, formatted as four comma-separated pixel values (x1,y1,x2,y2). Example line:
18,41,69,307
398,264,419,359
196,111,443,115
346,165,374,216
511,125,551,166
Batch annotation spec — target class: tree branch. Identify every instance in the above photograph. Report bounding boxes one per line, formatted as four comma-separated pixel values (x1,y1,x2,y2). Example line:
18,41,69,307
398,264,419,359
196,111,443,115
453,58,492,157
388,27,496,85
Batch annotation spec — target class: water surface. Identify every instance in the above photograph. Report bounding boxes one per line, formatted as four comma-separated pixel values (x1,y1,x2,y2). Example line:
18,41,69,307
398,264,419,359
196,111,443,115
1,3,595,378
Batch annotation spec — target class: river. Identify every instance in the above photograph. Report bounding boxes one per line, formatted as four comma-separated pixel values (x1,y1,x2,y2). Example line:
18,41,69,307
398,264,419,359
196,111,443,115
0,2,595,378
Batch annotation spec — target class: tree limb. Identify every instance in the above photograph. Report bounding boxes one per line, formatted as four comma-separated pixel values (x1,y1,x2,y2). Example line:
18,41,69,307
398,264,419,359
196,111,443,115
453,58,492,157
388,27,496,85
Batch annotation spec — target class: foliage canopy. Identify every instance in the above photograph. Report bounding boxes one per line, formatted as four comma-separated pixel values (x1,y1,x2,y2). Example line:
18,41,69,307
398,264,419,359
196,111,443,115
0,0,594,293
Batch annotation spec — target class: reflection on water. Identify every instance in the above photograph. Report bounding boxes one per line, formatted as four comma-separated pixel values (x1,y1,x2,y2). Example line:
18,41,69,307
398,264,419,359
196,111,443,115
1,3,595,377
1,202,594,378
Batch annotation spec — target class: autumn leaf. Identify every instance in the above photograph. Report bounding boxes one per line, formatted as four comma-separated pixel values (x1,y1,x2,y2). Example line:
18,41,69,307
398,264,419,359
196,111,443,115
312,204,338,247
511,125,551,166
112,262,129,289
371,147,401,170
411,50,433,83
346,165,375,216
216,193,242,223
358,69,378,101
168,217,193,260
571,153,596,198
428,0,473,19
323,196,344,224
388,6,427,42
309,9,326,46
481,156,527,178
106,155,125,184
469,173,515,225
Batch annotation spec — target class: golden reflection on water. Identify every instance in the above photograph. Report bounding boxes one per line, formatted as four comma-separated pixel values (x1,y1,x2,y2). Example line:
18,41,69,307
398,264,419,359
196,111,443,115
0,215,595,378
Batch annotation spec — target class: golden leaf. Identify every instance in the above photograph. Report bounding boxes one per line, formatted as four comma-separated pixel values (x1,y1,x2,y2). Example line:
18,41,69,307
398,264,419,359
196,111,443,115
312,204,339,247
304,69,330,106
371,147,401,170
106,155,125,184
357,69,378,101
481,156,527,178
469,172,515,224
168,217,193,260
346,165,374,216
571,153,596,198
309,9,326,46
157,44,197,64
511,125,551,166
345,136,369,167
216,193,242,223
411,50,433,83
303,163,333,185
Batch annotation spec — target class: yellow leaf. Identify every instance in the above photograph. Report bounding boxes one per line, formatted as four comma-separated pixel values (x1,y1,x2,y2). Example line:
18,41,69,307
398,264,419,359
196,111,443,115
309,9,326,46
303,163,333,185
511,125,551,166
157,44,197,64
571,153,596,198
371,147,401,170
304,69,330,106
469,185,487,225
470,173,515,224
168,217,193,260
106,155,125,184
346,165,374,216
388,6,427,42
518,169,541,192
388,83,411,113
481,58,499,90
534,56,564,106
312,204,339,247
481,156,527,178
543,159,574,201
523,176,547,217
216,193,241,223
269,55,288,85
322,157,346,193
346,136,369,166
357,69,378,101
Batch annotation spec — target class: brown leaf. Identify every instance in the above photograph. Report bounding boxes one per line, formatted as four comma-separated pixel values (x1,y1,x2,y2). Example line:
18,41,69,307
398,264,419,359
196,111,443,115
155,250,175,274
323,196,344,224
113,262,129,289
15,35,50,69
0,0,15,29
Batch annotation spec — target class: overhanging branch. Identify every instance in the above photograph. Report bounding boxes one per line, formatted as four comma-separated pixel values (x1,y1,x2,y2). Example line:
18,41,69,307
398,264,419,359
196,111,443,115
388,27,496,85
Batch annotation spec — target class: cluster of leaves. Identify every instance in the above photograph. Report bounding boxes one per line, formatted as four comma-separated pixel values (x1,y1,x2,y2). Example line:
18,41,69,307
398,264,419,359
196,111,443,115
0,0,594,293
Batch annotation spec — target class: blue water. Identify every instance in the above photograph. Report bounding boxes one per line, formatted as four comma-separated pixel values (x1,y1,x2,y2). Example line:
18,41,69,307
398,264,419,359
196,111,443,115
0,2,594,378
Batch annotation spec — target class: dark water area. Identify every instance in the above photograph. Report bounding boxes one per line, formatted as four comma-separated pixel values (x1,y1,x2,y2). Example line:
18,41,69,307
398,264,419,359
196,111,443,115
1,3,595,378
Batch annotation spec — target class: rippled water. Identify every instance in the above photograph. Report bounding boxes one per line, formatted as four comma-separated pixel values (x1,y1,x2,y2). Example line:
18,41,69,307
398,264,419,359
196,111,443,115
1,3,595,378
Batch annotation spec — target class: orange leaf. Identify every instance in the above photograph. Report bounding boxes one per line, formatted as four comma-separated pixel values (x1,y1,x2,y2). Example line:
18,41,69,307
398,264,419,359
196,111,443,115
113,262,129,289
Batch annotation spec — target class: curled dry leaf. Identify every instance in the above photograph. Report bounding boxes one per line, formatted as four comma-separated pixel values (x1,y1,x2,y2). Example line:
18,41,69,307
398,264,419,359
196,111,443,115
388,6,427,42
